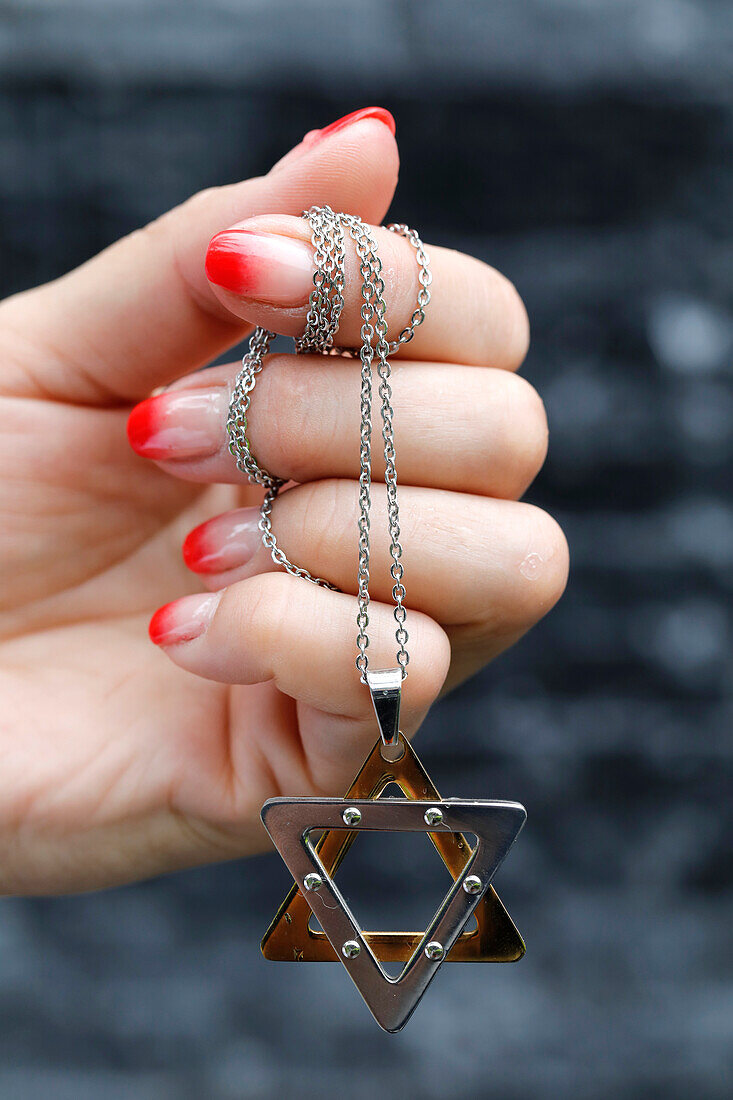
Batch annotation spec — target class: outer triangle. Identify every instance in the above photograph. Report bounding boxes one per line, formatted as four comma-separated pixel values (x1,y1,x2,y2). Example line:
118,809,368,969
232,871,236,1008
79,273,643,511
261,737,525,964
261,795,526,1032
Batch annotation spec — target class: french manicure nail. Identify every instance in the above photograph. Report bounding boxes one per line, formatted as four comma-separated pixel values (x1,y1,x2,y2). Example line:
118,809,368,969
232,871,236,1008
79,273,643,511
127,390,226,461
205,229,313,303
183,508,262,575
149,591,222,646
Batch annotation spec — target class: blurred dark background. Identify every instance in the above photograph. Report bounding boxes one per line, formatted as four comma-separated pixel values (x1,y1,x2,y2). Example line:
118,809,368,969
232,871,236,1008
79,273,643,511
1,1,732,1097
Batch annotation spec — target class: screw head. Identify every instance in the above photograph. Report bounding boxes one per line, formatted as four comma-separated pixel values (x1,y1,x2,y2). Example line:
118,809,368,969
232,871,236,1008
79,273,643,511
303,873,323,892
424,807,444,827
342,940,361,959
463,875,483,895
342,806,362,826
424,941,445,961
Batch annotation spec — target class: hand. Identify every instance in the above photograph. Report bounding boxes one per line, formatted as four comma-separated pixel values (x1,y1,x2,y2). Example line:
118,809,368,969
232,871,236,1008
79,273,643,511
0,109,567,894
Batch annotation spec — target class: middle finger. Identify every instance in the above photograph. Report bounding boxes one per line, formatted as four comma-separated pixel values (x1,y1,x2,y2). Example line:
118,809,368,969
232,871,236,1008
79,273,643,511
127,356,548,500
204,214,530,370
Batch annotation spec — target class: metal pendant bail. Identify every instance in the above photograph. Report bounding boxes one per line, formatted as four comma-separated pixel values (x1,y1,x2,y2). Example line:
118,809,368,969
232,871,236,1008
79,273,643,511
366,668,403,759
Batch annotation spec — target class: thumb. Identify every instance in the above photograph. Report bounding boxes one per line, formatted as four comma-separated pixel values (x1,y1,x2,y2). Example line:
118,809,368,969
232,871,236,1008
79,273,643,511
0,108,399,405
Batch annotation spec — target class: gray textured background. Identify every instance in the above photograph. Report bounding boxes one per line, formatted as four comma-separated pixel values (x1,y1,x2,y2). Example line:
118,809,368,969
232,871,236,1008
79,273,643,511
1,1,732,1097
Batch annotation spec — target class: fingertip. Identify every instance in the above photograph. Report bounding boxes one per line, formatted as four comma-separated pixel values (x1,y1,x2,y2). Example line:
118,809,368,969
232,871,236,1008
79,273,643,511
148,592,222,647
272,107,397,174
127,396,161,457
148,600,176,645
182,523,208,573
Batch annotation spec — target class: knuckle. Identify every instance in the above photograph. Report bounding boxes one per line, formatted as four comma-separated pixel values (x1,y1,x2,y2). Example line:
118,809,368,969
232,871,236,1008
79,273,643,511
516,506,569,619
468,371,549,497
132,204,182,251
498,273,531,368
473,264,530,370
470,503,569,635
510,374,549,483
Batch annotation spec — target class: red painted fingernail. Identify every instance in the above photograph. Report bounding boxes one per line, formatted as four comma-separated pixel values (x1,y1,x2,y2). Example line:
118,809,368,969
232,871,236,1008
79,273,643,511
312,107,396,143
183,508,262,575
127,390,226,460
149,592,221,646
271,107,396,174
205,229,313,302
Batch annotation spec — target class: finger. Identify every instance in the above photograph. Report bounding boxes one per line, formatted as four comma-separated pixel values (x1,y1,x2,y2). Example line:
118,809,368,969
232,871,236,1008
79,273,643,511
148,573,451,792
205,214,529,370
127,357,548,499
1,109,398,405
181,483,569,684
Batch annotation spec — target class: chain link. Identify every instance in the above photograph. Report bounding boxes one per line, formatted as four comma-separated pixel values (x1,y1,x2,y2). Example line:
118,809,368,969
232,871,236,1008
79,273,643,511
226,206,431,681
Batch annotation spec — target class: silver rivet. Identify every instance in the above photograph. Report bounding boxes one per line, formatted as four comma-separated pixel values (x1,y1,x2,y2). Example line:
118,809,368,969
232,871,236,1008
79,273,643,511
342,940,361,959
424,807,444,827
424,941,445,960
303,873,323,892
463,875,483,895
342,806,362,826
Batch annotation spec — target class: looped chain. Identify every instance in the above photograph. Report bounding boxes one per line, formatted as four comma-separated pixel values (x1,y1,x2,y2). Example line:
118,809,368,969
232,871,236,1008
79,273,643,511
226,326,281,490
227,206,431,681
385,223,432,354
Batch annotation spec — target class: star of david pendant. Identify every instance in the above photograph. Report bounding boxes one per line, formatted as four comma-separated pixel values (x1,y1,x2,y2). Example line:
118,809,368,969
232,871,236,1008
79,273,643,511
261,669,526,1033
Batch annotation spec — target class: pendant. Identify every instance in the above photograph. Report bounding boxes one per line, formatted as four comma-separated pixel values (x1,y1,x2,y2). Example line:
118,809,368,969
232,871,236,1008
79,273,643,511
260,670,526,1033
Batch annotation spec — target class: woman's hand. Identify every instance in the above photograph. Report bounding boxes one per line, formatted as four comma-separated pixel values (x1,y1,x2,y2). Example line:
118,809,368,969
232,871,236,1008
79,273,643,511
0,110,568,894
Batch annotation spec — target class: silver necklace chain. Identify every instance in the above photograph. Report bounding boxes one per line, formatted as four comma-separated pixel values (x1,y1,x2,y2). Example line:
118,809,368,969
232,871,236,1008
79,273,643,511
226,206,431,682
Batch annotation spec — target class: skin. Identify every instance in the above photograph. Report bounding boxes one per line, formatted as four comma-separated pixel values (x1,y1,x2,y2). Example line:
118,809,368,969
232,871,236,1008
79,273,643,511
0,113,568,895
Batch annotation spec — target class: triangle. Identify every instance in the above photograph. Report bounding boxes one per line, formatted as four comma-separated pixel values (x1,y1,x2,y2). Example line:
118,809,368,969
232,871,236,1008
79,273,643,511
261,792,526,1032
261,737,525,965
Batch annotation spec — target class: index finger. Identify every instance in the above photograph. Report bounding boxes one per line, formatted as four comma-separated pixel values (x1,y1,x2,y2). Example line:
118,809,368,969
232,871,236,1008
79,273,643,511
205,215,529,370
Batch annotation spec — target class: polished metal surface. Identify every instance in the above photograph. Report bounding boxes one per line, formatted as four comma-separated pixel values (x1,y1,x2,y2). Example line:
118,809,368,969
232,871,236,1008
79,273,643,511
261,793,526,1033
463,875,483,895
260,736,526,967
342,941,361,959
424,807,444,826
341,806,362,826
303,873,323,892
366,668,403,751
424,942,445,960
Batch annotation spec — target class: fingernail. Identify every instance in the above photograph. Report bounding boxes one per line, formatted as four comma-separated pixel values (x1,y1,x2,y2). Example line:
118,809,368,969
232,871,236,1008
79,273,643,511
127,390,226,461
183,508,261,575
307,106,396,145
149,591,222,646
205,229,313,303
270,107,395,175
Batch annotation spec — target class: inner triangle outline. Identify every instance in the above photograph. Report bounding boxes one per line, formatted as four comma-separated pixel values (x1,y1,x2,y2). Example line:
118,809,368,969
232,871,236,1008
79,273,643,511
260,737,525,964
261,794,526,1033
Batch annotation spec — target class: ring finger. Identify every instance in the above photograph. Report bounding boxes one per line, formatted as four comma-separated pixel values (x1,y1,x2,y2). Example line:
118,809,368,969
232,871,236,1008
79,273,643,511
181,481,569,686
